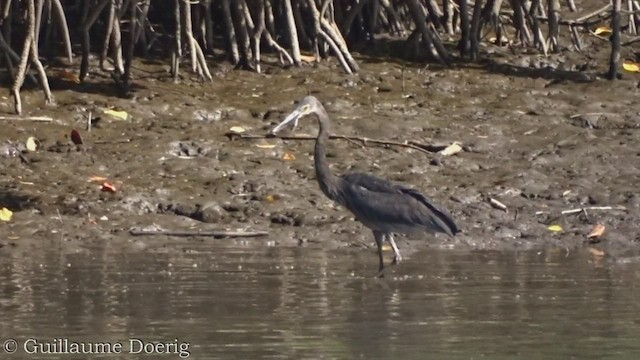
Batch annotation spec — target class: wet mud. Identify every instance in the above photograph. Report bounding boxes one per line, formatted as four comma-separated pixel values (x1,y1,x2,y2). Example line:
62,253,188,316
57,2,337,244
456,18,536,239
1,41,639,262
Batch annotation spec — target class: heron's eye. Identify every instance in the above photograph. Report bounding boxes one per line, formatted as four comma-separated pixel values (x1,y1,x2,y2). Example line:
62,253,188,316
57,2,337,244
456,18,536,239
300,105,310,113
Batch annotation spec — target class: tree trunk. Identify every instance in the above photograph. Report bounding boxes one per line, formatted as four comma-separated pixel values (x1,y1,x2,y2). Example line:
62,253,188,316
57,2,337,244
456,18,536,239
404,0,450,65
459,0,470,57
469,0,484,60
220,0,239,64
12,0,36,114
230,0,252,69
608,0,621,80
283,0,301,66
547,0,560,52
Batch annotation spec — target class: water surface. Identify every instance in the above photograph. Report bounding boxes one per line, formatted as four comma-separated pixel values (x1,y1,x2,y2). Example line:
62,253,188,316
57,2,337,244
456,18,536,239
1,242,639,359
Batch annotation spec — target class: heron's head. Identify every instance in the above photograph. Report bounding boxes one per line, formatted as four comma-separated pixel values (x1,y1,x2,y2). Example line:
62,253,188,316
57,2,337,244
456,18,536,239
269,96,323,135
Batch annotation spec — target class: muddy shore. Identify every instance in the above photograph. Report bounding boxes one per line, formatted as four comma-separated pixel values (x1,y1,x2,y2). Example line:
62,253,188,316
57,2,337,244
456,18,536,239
1,45,639,262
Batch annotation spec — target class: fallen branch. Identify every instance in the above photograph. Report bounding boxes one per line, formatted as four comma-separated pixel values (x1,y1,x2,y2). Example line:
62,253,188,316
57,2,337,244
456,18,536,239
228,132,438,154
129,227,268,238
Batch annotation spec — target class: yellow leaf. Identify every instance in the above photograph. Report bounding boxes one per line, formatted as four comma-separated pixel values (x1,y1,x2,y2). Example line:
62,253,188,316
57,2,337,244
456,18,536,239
229,126,246,133
593,26,612,35
439,142,463,156
283,152,296,161
256,143,276,149
0,207,13,222
25,136,38,152
381,243,392,251
264,194,278,203
622,61,640,73
103,109,129,121
548,224,563,232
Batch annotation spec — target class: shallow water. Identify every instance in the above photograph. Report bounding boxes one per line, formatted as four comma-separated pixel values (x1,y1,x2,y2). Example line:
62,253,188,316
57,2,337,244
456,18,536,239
1,242,639,359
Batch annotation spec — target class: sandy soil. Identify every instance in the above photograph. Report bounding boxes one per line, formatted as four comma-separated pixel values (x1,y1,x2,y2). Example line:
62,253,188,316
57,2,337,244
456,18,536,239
1,38,639,261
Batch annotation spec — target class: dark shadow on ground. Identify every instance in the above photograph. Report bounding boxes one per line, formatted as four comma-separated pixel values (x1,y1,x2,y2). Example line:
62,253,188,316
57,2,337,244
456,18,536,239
0,190,39,212
481,59,595,83
353,36,597,84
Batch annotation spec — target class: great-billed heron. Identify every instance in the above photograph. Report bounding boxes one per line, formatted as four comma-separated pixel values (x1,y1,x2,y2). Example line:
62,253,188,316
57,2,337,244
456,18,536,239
269,96,458,276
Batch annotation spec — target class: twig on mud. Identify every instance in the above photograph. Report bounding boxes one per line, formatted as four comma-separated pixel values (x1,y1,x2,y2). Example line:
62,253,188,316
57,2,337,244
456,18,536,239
569,112,616,119
94,139,132,144
228,132,436,155
560,205,627,215
489,198,508,212
129,227,269,238
535,205,627,216
55,208,65,245
0,115,53,122
622,35,640,46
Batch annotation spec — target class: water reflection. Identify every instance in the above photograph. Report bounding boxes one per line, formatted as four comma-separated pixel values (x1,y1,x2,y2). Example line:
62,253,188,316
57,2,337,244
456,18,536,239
1,242,639,359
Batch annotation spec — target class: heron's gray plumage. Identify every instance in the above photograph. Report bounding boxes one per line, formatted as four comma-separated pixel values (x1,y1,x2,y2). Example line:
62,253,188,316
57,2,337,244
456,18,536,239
270,96,459,276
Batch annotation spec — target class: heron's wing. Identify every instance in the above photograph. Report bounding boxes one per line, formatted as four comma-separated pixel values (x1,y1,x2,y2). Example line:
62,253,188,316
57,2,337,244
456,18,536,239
395,187,459,235
342,182,459,237
342,173,401,193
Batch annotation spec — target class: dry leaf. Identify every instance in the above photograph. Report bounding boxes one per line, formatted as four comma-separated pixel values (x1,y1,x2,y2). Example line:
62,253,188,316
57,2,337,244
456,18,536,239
101,182,117,193
622,61,640,73
88,176,109,183
300,54,317,63
547,224,563,232
283,152,296,161
58,70,80,84
103,109,129,121
593,26,612,35
439,142,463,156
229,126,246,133
381,243,392,251
70,129,83,145
264,194,278,203
26,136,38,152
256,143,276,149
587,223,606,238
0,207,13,222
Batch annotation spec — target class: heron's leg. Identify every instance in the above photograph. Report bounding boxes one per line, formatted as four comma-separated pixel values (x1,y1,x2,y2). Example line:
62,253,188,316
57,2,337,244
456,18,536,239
386,233,402,265
373,230,386,278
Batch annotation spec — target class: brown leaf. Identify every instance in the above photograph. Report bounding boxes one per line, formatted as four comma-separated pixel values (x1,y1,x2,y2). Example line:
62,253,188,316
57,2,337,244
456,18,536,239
58,70,80,84
101,182,117,193
587,223,606,238
70,129,83,145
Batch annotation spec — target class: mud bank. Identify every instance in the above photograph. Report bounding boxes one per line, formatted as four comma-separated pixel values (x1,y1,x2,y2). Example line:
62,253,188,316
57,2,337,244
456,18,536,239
1,50,639,263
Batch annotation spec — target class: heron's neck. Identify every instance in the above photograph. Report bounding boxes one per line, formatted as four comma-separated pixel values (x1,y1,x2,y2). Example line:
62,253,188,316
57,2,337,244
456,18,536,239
314,111,341,202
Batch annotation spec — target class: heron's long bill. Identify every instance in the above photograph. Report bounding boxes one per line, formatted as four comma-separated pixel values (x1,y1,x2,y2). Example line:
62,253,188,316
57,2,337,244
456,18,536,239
270,107,308,134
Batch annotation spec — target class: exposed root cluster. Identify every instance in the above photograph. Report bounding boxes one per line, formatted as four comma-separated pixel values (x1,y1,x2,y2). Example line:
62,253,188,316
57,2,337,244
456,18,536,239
0,0,635,113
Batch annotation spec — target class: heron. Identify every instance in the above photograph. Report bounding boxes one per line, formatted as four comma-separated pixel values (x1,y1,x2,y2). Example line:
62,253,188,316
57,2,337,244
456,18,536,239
269,96,459,276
